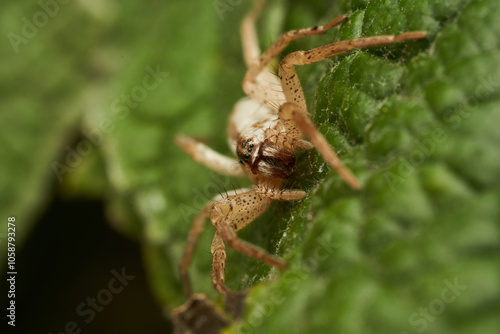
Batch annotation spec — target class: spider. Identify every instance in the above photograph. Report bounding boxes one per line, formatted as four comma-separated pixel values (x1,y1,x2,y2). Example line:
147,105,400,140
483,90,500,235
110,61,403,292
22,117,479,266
176,1,426,297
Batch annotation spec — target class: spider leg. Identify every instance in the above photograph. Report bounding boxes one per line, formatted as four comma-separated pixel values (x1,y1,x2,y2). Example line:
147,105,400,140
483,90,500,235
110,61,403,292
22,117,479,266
243,14,349,110
180,188,251,297
276,32,426,189
276,32,427,190
210,188,305,294
255,184,307,200
241,0,265,67
179,201,212,298
240,0,286,109
278,32,427,113
211,232,229,295
279,102,361,189
176,134,247,177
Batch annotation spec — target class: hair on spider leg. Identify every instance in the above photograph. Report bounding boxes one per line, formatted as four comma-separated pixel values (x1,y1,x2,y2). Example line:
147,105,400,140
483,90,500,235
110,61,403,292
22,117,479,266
215,189,225,201
207,172,232,200
229,179,243,196
220,181,229,200
269,62,279,74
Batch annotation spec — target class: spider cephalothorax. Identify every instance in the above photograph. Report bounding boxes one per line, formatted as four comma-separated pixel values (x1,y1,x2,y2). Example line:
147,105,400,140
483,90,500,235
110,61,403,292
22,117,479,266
237,134,296,179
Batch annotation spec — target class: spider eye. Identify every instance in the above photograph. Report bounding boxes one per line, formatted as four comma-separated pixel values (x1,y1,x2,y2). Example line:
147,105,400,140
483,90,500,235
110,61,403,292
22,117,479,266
241,139,252,148
237,138,254,165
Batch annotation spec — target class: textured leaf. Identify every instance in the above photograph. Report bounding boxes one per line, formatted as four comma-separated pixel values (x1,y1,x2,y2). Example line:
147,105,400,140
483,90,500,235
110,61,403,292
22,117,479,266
2,0,499,333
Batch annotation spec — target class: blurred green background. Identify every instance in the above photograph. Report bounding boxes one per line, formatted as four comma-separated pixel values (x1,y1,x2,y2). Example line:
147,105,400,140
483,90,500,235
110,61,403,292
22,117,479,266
1,0,499,333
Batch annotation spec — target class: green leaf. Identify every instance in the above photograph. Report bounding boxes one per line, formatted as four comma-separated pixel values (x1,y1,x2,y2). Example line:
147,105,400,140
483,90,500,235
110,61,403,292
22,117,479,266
2,0,499,333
